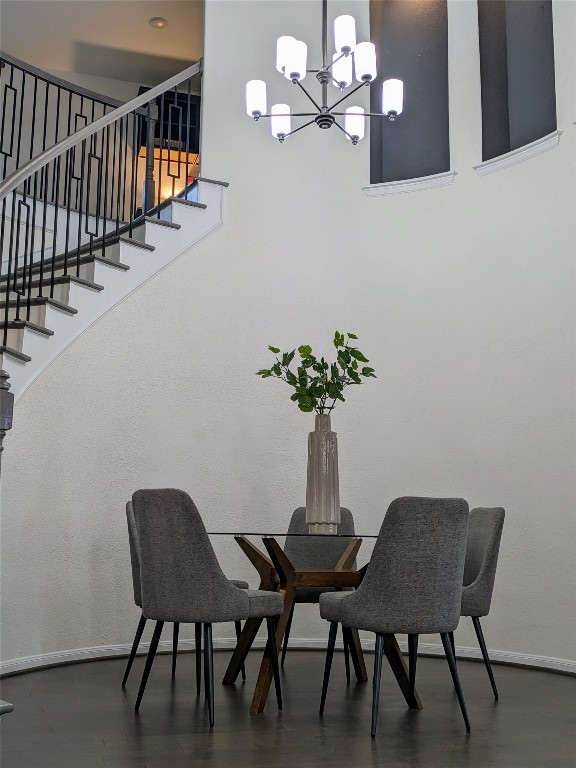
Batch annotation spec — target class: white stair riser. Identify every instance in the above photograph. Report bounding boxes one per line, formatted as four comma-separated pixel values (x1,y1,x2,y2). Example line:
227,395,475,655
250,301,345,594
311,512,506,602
3,185,225,397
4,326,24,351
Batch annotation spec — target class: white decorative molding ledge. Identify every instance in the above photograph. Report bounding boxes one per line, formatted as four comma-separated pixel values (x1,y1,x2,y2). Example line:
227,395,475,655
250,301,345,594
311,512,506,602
363,170,456,197
2,637,574,677
473,130,562,176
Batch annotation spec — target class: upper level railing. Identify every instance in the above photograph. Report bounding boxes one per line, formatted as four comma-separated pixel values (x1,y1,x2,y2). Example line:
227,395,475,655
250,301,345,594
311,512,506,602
0,61,201,349
0,53,123,186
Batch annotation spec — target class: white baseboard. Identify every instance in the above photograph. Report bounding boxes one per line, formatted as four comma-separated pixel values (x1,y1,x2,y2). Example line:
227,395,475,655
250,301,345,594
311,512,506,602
1,638,574,677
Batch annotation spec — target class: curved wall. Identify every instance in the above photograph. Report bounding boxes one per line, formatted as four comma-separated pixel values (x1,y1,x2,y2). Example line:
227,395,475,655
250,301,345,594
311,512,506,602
1,0,575,671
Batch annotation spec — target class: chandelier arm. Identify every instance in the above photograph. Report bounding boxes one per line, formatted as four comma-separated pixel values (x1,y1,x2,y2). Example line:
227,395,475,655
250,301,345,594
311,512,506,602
327,80,370,112
333,120,356,141
328,51,349,70
255,113,318,118
281,117,318,139
294,79,323,112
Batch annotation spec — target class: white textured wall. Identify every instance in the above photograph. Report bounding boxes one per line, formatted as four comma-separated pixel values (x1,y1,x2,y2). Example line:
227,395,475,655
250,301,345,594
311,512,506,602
1,0,575,668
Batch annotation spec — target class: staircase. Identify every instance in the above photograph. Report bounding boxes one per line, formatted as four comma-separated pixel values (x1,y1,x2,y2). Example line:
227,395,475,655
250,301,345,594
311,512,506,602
0,59,227,400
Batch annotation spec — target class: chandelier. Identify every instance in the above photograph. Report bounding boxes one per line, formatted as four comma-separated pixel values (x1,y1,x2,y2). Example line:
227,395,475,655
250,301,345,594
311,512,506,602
245,0,404,144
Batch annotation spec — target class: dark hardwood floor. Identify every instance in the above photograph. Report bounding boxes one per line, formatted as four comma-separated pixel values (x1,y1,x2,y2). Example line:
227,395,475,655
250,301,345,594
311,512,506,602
1,650,574,767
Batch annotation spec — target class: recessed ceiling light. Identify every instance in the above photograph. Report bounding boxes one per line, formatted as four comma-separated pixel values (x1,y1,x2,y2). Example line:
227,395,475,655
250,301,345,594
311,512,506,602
148,17,168,29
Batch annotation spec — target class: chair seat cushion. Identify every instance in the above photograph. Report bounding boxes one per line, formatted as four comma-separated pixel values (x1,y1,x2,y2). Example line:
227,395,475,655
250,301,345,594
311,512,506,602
246,589,284,618
319,591,353,623
229,579,249,590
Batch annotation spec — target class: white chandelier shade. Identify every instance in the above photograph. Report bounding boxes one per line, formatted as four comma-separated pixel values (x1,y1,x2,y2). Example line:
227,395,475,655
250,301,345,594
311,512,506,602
332,52,353,88
271,104,291,138
354,42,377,82
283,38,308,81
276,35,296,74
382,78,404,116
333,14,356,53
246,80,267,117
344,106,365,142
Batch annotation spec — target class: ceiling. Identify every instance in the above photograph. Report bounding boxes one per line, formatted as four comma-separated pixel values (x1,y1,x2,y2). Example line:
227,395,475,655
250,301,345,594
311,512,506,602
0,0,203,84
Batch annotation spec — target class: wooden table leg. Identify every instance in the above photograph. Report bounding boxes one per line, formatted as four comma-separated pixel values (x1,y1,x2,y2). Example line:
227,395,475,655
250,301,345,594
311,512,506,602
223,537,279,687
222,617,263,685
343,627,368,682
383,633,422,709
249,587,296,714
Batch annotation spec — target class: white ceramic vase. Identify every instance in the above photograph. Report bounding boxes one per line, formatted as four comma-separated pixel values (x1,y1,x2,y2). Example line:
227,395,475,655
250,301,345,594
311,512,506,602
305,413,341,534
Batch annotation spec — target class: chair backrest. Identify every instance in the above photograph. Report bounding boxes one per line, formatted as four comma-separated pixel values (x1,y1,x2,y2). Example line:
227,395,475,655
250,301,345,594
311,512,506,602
461,507,505,617
283,507,356,568
347,497,469,635
132,488,249,624
126,501,142,608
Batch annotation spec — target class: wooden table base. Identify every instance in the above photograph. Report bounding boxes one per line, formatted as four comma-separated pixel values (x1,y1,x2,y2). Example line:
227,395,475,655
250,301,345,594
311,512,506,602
222,536,422,714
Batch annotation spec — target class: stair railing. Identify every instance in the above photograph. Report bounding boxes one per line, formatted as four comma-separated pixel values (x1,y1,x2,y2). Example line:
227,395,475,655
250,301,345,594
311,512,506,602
0,61,201,349
1,52,123,185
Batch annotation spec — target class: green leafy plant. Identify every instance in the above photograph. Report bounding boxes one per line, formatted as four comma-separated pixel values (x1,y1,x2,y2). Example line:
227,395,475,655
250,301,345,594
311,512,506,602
256,331,376,414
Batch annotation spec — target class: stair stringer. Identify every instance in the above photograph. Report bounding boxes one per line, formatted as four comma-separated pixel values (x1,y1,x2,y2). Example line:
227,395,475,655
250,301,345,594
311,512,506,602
1,179,226,401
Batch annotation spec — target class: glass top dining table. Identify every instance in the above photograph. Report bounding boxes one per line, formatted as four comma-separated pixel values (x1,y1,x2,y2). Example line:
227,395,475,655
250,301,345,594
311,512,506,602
209,531,422,716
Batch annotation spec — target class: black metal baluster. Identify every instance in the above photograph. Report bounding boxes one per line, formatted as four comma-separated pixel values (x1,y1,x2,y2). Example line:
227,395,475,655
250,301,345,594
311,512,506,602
49,156,61,298
14,69,25,179
128,112,138,236
75,138,87,274
101,124,111,252
38,164,49,296
121,116,129,224
115,120,123,233
185,77,192,190
26,172,40,321
157,92,165,213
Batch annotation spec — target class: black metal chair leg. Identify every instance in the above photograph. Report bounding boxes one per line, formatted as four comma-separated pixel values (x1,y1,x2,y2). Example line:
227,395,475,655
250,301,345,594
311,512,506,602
234,621,246,681
448,630,455,657
408,633,418,701
472,616,499,700
171,623,179,680
135,620,164,712
280,603,295,668
441,632,471,732
195,622,202,696
343,628,351,684
320,621,338,715
371,633,385,738
204,623,215,727
122,614,147,688
266,616,283,710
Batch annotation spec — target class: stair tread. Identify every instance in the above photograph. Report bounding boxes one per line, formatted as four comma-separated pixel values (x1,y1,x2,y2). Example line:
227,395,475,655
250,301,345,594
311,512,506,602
119,237,155,252
4,320,54,337
25,274,104,291
0,297,78,315
143,216,181,230
0,345,32,363
196,176,230,188
169,198,207,210
92,255,130,271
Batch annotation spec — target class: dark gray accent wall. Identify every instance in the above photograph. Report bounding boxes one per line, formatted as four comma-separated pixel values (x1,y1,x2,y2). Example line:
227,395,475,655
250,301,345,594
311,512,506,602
478,0,556,161
478,1,510,161
369,0,450,185
506,0,556,150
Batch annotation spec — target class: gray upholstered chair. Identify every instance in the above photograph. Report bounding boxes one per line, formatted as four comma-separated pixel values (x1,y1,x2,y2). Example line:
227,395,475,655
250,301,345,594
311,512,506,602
319,497,470,737
460,506,505,700
132,489,283,726
282,507,356,674
122,501,249,692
